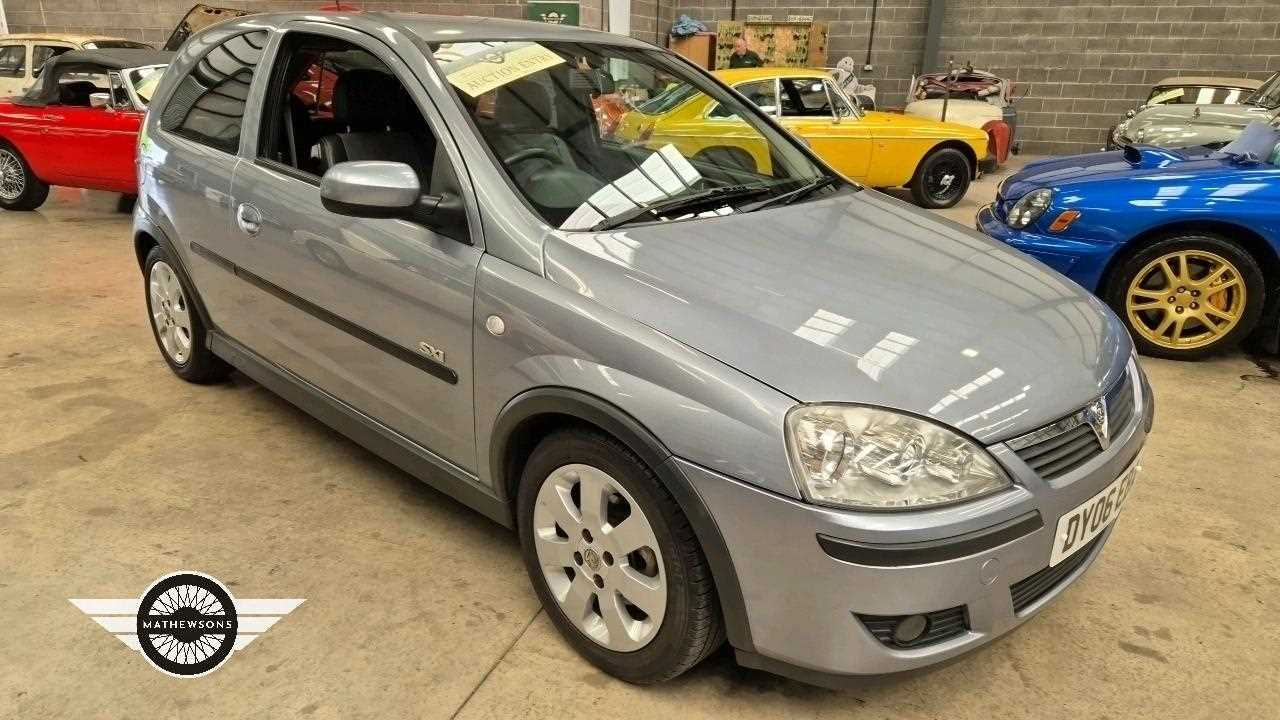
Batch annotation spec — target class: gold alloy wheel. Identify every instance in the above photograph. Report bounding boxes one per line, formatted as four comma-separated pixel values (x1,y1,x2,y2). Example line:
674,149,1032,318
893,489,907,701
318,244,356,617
1126,250,1246,350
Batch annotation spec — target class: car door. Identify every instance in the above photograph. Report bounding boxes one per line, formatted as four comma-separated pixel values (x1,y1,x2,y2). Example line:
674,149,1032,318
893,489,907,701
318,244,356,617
777,75,872,182
43,69,145,191
224,25,481,470
0,43,28,97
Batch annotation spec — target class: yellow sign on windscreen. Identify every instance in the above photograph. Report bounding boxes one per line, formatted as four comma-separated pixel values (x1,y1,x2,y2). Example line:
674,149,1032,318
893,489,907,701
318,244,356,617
446,43,566,98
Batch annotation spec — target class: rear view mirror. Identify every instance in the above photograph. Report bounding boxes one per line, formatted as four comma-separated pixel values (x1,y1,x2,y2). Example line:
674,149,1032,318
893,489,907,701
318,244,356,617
89,92,114,111
320,161,421,219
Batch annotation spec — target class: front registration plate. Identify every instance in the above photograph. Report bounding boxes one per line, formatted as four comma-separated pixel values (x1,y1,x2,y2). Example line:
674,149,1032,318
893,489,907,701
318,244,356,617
1049,458,1140,567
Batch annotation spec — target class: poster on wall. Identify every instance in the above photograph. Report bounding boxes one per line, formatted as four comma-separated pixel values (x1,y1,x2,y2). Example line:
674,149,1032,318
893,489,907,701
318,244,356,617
528,1,580,26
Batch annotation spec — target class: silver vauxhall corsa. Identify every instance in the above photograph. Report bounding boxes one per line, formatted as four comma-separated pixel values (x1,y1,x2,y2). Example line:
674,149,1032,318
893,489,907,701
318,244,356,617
134,13,1153,687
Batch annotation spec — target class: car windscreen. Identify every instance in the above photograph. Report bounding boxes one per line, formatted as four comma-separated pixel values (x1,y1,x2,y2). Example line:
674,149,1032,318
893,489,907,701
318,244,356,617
429,40,834,231
1245,72,1280,109
128,65,166,106
1148,85,1251,105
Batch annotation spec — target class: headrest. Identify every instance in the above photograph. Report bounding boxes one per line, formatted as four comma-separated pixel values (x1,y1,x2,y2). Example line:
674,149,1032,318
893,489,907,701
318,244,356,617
332,69,414,130
493,78,554,131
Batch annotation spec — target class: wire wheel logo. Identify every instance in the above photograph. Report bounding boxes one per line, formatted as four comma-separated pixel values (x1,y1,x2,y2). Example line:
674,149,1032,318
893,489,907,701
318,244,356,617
71,572,303,677
137,572,238,677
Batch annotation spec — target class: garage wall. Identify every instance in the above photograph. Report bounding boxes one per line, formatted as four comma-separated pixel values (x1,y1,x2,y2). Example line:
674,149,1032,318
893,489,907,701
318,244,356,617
937,1,1280,155
676,0,1280,155
672,0,929,113
5,0,1279,154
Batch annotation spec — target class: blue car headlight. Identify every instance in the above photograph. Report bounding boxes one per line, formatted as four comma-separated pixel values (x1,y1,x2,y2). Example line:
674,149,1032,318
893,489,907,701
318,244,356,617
1006,188,1053,229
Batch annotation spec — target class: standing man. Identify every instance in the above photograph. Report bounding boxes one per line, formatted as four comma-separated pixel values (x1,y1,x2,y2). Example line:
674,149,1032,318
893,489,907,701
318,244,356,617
728,36,763,68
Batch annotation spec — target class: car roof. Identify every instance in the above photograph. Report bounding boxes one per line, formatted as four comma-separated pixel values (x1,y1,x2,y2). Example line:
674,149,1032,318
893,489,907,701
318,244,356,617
0,33,139,44
1152,76,1263,90
52,48,174,70
713,67,833,83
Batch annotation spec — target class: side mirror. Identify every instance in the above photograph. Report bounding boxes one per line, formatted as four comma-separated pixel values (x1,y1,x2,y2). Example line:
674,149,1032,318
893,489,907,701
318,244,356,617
320,160,467,240
89,92,115,111
320,161,421,219
855,94,875,111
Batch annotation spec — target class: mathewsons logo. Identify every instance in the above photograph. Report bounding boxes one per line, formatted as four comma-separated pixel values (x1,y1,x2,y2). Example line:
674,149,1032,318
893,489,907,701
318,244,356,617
70,571,303,677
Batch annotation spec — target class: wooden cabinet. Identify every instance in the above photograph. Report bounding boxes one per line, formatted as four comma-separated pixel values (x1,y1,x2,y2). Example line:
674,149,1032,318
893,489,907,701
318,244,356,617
669,32,716,70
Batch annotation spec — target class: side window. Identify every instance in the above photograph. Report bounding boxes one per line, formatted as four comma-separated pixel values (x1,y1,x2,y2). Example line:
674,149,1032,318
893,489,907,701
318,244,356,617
51,69,113,107
257,33,442,192
160,30,267,153
710,79,776,118
32,45,72,78
779,77,830,117
0,45,25,78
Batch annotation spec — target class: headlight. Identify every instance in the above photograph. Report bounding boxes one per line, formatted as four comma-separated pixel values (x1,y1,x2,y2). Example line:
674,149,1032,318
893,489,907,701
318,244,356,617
1006,188,1053,229
785,405,1012,510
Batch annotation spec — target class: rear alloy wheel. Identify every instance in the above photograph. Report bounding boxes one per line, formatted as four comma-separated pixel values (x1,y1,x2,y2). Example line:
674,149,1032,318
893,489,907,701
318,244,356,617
144,245,231,383
1106,234,1265,360
0,143,50,211
910,147,971,209
517,429,723,684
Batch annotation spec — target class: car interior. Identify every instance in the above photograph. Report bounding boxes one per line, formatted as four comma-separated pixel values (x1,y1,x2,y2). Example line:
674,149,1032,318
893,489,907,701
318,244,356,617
260,39,445,196
52,69,127,107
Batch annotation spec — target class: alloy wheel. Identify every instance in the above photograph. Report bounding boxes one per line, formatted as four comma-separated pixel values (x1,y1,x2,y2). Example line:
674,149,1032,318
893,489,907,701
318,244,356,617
532,463,666,652
149,261,194,364
1125,249,1246,350
0,149,25,201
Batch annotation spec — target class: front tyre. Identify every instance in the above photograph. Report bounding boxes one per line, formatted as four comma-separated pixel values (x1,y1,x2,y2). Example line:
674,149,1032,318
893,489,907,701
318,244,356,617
144,245,231,383
517,429,723,684
0,142,50,211
910,147,971,209
1104,234,1265,360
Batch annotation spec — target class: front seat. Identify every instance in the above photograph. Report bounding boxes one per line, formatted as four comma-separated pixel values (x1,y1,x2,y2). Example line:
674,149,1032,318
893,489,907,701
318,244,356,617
314,69,433,182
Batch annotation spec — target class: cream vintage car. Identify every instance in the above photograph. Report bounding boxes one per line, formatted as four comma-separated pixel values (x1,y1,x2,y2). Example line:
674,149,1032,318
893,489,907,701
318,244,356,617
0,33,152,97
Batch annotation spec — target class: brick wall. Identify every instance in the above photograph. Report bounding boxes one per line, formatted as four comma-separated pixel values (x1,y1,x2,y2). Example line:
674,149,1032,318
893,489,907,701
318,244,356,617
5,0,1280,152
674,0,1280,155
673,0,929,106
937,1,1280,155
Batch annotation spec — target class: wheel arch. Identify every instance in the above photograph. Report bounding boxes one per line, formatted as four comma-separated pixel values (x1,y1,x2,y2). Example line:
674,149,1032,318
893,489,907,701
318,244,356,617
133,224,218,337
1099,219,1280,296
490,386,755,652
915,139,979,183
1099,219,1280,352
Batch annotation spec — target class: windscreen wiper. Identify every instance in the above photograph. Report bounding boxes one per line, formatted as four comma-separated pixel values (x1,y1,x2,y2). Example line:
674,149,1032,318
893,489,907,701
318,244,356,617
588,184,777,232
740,175,845,213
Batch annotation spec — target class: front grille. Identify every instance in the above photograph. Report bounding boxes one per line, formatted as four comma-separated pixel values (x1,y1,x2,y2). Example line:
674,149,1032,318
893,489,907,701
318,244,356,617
857,606,968,649
1009,369,1136,479
1106,370,1136,441
1010,536,1102,614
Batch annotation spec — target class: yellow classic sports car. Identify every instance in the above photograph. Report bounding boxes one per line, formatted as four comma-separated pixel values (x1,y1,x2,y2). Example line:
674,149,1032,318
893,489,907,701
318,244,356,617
614,67,991,208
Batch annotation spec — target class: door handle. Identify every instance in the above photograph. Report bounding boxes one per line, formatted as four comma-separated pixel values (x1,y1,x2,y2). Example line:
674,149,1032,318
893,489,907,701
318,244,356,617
236,202,262,236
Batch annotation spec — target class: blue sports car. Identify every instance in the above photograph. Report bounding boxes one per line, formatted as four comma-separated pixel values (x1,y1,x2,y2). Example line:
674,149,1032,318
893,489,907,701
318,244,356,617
978,138,1280,359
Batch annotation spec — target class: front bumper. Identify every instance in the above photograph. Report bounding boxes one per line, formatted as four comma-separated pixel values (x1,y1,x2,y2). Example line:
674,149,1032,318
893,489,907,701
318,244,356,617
684,371,1152,682
975,204,1115,291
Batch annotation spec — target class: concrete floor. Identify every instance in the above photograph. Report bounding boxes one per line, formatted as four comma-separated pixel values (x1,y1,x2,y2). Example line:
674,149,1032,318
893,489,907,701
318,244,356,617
2,170,1278,719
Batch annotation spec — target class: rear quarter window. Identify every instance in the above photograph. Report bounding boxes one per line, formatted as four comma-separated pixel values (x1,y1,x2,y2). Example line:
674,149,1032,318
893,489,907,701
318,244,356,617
160,30,267,153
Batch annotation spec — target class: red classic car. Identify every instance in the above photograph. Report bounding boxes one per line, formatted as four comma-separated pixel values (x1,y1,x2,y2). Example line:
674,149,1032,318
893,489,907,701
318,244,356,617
0,48,171,210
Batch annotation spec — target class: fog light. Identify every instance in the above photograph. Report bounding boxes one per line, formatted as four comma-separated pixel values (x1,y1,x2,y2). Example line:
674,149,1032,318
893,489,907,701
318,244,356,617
892,614,928,645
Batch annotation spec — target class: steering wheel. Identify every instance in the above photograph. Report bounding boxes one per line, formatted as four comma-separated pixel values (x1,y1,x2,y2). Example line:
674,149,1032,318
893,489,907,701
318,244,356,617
502,147,560,166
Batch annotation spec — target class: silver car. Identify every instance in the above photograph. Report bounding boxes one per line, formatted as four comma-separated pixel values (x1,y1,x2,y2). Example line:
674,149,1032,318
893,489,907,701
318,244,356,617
1110,72,1279,150
134,13,1153,687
